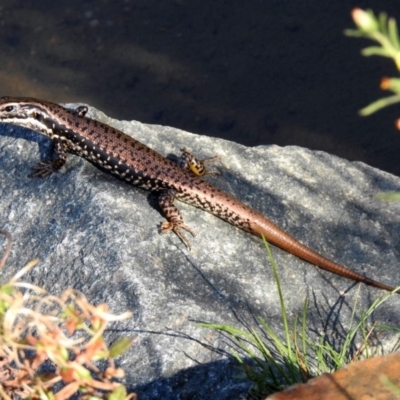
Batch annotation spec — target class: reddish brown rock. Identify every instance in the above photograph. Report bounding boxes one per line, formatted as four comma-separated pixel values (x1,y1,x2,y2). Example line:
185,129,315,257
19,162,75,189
266,353,400,400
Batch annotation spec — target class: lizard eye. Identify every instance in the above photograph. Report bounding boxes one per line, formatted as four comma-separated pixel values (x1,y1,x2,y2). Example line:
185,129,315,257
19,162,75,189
4,105,14,112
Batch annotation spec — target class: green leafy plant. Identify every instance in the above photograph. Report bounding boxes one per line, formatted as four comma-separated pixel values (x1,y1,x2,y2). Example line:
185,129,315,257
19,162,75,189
345,8,400,121
200,238,400,398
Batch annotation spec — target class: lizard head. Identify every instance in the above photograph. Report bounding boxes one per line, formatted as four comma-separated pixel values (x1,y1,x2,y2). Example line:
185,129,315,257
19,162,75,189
0,96,57,136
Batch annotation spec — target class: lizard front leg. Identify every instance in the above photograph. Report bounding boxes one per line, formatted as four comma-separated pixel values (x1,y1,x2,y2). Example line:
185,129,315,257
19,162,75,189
31,105,86,177
72,105,88,117
159,188,195,249
30,138,69,178
178,148,220,177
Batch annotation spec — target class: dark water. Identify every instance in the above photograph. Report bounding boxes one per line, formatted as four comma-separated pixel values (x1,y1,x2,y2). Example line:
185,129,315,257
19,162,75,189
1,0,400,175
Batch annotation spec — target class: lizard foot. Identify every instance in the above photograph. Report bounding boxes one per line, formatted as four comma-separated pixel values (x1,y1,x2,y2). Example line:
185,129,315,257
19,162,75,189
161,221,196,249
29,162,56,178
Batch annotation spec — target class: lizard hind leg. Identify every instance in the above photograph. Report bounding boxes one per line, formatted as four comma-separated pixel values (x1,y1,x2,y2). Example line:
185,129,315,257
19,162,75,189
158,189,196,249
178,148,221,177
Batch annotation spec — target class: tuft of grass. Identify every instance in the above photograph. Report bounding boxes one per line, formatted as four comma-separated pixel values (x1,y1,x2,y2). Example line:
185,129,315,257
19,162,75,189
0,230,136,400
200,237,400,398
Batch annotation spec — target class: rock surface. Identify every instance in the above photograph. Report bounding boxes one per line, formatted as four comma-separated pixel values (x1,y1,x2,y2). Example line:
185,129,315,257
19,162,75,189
1,105,400,399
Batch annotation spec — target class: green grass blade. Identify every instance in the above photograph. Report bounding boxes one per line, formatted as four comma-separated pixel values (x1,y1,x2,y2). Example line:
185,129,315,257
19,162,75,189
359,94,400,115
300,297,310,375
378,12,389,37
262,236,293,360
344,29,365,38
377,192,400,201
388,17,400,49
361,46,392,57
380,375,400,395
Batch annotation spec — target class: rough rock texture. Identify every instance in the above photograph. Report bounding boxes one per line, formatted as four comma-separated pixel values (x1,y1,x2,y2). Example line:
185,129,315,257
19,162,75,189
1,105,400,399
267,353,400,400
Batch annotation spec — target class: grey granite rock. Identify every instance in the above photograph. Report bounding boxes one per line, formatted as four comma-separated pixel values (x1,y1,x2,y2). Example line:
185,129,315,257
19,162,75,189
1,104,400,399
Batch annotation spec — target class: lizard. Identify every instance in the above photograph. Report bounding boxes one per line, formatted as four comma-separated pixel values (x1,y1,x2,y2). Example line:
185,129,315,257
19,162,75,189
0,96,397,294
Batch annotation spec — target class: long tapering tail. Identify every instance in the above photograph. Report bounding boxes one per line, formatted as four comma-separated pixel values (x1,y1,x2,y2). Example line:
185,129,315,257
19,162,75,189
248,215,398,294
